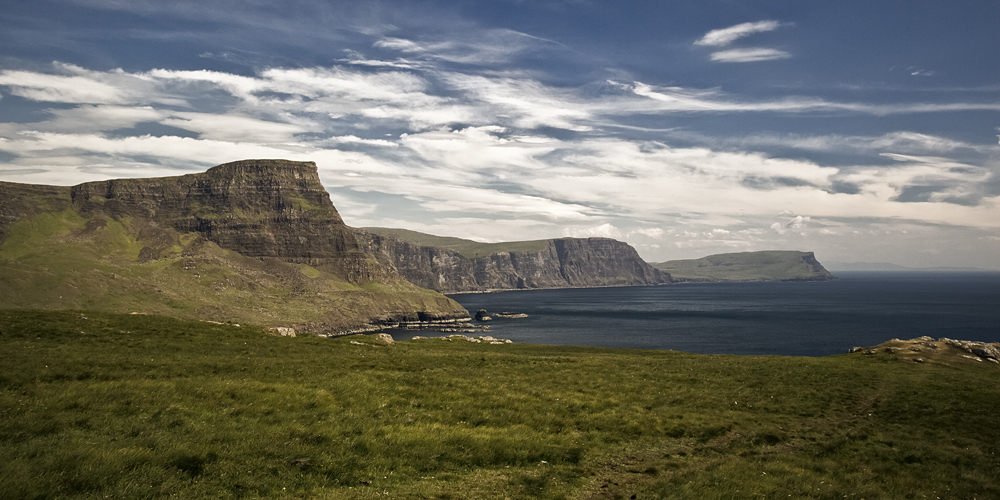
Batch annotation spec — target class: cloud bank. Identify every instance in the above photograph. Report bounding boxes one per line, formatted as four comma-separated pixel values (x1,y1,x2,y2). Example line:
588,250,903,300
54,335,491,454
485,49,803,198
1,2,999,269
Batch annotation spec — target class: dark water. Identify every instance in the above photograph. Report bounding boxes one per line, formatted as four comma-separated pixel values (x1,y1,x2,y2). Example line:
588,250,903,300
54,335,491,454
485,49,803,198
389,272,1000,356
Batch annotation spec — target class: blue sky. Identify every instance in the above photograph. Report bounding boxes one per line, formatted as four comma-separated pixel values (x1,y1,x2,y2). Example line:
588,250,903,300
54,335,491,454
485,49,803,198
1,0,999,268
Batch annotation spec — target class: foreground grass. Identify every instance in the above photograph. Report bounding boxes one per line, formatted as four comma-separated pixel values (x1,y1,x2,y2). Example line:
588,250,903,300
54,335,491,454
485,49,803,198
2,310,998,499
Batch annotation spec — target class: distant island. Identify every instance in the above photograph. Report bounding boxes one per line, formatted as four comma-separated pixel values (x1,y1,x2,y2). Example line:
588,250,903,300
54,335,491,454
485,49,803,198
651,251,835,282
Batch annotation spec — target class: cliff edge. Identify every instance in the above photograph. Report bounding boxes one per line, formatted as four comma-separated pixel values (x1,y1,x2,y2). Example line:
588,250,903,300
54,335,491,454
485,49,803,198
356,228,672,292
0,160,467,333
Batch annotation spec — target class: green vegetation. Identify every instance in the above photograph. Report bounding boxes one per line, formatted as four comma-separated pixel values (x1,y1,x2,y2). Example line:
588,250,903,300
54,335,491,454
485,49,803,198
1,161,469,334
3,309,998,499
0,213,463,332
362,227,556,259
653,251,834,282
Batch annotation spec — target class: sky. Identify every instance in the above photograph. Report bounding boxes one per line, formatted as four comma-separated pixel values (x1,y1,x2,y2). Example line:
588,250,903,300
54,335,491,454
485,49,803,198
1,0,999,269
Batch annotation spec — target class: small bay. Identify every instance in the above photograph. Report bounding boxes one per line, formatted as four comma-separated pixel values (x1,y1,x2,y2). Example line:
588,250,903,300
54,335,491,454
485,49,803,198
391,272,1000,356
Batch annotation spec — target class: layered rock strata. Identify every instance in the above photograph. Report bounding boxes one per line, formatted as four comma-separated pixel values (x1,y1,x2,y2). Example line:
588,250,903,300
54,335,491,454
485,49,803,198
354,229,672,293
0,160,468,332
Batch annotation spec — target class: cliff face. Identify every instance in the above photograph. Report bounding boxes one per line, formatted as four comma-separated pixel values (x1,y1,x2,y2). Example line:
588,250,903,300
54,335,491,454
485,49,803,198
355,229,672,292
0,160,468,332
356,230,481,292
69,159,386,283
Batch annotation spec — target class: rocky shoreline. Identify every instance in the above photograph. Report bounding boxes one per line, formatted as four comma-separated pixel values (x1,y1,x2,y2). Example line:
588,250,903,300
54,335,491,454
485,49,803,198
849,336,1000,365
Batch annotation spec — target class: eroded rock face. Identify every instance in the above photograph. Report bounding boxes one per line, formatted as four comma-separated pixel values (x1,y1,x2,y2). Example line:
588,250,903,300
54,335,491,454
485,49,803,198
70,159,390,283
354,230,672,292
355,229,479,291
0,160,469,332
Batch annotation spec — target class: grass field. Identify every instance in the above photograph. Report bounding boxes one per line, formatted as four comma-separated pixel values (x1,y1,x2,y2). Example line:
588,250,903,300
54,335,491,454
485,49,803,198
2,309,998,499
0,210,466,333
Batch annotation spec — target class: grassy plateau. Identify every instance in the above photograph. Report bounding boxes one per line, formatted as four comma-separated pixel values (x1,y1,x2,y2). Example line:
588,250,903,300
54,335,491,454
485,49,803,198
2,309,998,499
360,228,555,260
652,251,832,282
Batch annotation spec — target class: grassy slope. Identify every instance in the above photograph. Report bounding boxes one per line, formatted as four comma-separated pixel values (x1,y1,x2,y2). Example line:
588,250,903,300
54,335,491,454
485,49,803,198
0,208,461,332
362,227,555,260
653,251,829,281
2,310,998,499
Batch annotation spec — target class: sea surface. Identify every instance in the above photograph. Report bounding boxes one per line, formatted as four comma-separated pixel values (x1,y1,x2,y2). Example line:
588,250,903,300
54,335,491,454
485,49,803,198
389,272,1000,357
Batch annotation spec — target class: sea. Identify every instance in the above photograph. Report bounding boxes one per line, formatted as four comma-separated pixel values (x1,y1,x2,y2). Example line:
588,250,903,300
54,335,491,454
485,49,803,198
389,272,1000,357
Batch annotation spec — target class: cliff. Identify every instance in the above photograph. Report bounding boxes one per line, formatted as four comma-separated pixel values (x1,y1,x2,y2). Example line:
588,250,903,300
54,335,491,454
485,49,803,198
652,251,835,282
355,228,672,292
0,160,468,332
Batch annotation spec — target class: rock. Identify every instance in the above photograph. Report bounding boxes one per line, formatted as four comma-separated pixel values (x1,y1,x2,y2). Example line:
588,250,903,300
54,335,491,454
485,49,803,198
474,309,492,321
0,160,470,333
850,336,1000,366
407,333,512,344
269,327,296,337
494,312,528,318
943,338,1000,360
973,346,999,360
373,333,394,344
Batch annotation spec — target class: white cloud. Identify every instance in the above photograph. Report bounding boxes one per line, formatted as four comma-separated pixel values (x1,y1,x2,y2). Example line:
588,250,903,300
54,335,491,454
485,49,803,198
325,135,400,147
563,223,624,239
160,112,310,143
374,30,565,65
3,60,1000,258
618,81,1000,115
633,228,665,239
0,105,165,135
709,48,791,63
0,63,182,106
695,20,782,47
705,131,983,155
374,37,427,53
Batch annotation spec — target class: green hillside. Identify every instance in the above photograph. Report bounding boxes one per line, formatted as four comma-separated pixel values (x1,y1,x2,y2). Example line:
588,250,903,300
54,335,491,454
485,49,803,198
0,208,457,332
0,161,467,333
653,250,835,282
362,227,555,259
2,309,998,499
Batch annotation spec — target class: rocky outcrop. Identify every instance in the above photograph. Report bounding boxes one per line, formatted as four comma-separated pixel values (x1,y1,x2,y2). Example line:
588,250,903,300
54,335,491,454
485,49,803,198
69,159,389,283
354,229,480,291
849,336,1000,366
354,229,672,292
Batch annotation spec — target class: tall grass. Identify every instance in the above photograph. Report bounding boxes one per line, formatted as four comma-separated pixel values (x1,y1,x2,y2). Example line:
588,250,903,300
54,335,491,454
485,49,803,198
2,309,998,499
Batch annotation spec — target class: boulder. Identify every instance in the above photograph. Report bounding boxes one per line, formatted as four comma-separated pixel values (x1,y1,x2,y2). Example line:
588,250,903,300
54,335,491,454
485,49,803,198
269,327,296,337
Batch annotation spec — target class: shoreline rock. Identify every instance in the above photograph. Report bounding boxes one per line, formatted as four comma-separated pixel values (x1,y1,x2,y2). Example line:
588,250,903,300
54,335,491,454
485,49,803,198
409,334,513,345
849,336,999,365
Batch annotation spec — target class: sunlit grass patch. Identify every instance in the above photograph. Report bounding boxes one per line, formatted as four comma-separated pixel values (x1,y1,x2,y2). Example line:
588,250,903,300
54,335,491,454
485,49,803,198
2,309,999,499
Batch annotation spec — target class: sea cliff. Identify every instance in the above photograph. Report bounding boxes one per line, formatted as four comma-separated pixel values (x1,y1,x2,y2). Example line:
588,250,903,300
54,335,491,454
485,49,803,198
355,228,672,292
0,160,468,332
